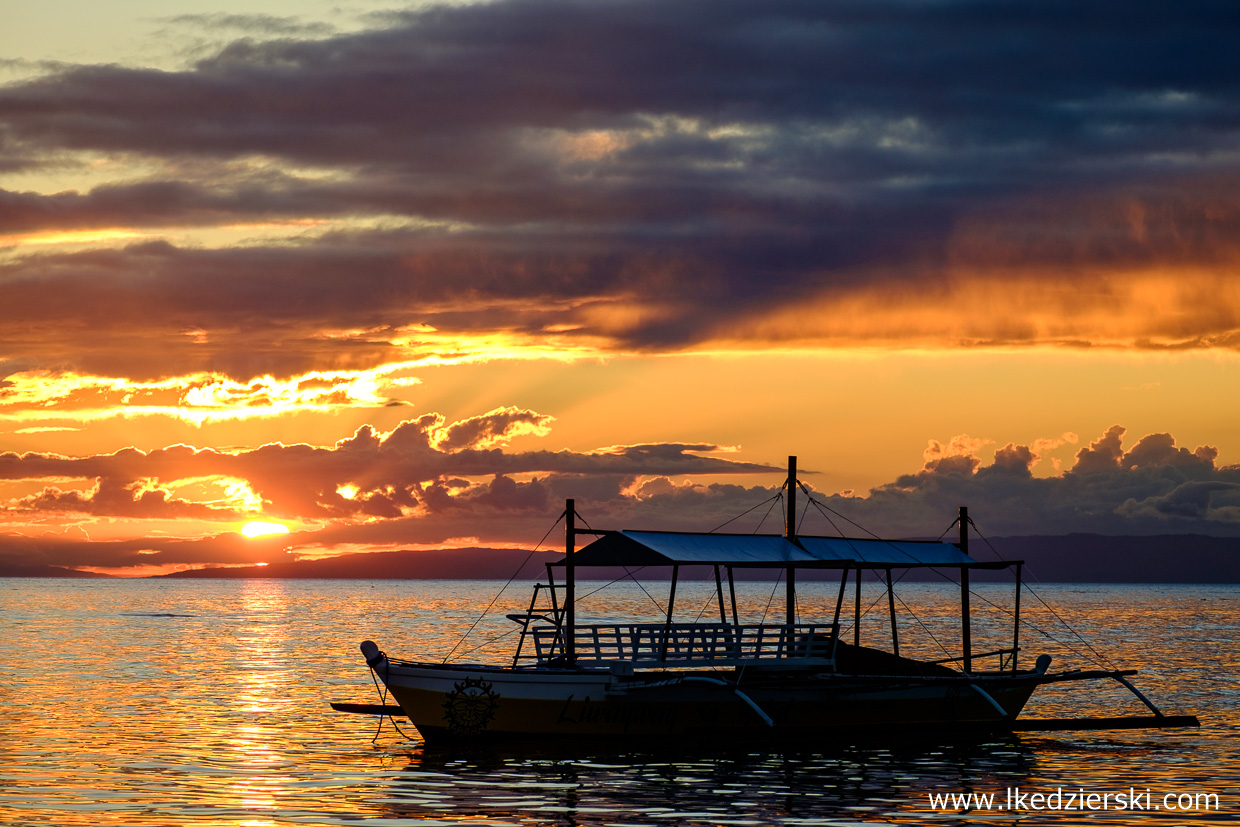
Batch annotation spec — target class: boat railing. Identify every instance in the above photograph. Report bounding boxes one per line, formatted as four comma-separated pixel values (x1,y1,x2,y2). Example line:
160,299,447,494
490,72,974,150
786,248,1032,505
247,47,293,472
529,622,838,669
930,646,1021,672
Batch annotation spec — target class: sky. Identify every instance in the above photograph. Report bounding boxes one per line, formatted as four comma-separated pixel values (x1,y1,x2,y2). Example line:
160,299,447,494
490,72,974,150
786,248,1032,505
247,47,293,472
2,0,1239,575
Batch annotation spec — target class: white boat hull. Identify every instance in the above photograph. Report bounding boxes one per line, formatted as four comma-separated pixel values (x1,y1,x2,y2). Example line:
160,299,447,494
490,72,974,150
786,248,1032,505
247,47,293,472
366,648,1042,742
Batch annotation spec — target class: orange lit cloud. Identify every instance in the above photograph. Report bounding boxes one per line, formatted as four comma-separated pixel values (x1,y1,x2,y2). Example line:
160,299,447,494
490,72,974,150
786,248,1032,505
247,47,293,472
724,268,1240,352
4,415,1238,575
0,366,420,425
0,405,777,536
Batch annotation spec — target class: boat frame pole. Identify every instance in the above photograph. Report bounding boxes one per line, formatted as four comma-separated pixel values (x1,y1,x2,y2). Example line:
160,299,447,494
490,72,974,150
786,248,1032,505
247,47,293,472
1012,562,1022,672
832,568,849,628
785,456,797,628
565,498,576,664
662,565,680,661
886,567,899,657
727,566,739,626
854,567,862,648
959,506,972,674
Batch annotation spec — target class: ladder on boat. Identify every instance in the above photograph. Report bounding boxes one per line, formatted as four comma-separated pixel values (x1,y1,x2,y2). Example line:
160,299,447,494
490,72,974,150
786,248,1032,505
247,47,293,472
508,582,565,667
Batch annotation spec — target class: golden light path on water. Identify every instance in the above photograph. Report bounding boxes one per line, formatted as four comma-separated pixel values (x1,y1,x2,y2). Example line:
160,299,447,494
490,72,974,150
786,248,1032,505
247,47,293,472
1,577,1237,826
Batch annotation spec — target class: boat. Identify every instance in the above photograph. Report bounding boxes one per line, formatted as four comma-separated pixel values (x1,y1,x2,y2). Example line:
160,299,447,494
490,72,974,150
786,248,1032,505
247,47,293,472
341,457,1199,743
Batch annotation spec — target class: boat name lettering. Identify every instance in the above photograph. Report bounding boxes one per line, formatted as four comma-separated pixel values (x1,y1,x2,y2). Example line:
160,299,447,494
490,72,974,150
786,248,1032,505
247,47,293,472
559,696,678,731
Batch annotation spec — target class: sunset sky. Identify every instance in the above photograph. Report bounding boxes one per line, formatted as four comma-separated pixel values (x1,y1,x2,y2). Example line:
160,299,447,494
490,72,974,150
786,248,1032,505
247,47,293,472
3,0,1239,575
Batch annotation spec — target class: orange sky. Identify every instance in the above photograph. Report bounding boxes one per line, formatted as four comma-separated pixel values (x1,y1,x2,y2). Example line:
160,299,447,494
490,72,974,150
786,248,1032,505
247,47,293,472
3,1,1240,574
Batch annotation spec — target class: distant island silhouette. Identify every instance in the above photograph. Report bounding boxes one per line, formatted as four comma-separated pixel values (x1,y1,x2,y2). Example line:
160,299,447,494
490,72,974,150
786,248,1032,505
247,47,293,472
162,534,1240,582
4,535,1237,582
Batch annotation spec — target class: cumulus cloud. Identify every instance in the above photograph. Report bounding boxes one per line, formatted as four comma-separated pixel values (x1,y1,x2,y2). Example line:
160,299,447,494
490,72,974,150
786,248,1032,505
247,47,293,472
3,421,1239,571
860,425,1240,537
990,443,1037,476
1071,425,1128,474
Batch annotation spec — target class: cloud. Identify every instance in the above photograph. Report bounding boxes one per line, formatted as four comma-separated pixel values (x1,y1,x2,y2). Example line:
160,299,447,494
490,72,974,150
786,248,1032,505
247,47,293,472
11,477,241,520
1071,425,1128,474
858,425,1240,537
1121,432,1218,470
3,419,1239,571
157,13,336,37
435,406,555,452
990,443,1037,476
4,2,1240,570
1116,481,1240,520
0,410,778,524
3,0,1240,385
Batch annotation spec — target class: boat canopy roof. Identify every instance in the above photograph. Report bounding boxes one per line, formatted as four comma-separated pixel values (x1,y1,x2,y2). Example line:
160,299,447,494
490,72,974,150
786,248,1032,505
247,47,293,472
561,530,1000,569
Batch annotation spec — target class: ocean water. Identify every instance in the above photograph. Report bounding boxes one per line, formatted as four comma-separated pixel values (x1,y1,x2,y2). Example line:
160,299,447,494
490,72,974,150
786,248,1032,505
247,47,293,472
1,577,1236,826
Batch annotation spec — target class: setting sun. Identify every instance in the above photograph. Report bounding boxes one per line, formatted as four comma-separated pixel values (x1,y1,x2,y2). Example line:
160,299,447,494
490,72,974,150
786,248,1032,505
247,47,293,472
241,521,291,538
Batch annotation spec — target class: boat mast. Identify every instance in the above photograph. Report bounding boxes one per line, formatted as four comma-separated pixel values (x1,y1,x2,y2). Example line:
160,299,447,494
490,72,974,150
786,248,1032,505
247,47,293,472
785,455,797,627
959,505,972,674
565,498,576,664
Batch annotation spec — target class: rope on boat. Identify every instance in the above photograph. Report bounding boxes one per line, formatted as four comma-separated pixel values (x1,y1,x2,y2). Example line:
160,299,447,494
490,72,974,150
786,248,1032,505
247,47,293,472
889,585,954,660
970,524,1117,670
571,511,668,615
366,648,419,743
802,493,954,655
448,624,523,660
577,565,666,615
442,513,562,664
707,492,783,534
801,488,1117,670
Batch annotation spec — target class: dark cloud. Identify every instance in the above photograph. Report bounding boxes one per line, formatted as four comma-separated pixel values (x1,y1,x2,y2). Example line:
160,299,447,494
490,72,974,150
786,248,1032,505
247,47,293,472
4,0,1240,378
158,13,336,37
10,477,240,520
857,426,1240,537
1071,425,1128,474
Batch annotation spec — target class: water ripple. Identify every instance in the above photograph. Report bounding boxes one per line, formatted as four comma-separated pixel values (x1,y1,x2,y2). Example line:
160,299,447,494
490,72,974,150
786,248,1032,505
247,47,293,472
1,579,1235,826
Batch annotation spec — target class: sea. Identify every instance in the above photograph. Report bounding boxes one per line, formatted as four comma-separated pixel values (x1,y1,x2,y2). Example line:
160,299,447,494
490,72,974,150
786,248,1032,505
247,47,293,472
2,577,1237,826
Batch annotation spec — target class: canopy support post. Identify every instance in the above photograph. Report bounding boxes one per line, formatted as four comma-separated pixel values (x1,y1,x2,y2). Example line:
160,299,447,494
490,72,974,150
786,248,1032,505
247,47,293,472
786,568,796,628
1012,562,1022,672
726,566,739,625
714,565,727,624
661,564,680,661
833,567,848,632
853,568,862,649
886,567,899,657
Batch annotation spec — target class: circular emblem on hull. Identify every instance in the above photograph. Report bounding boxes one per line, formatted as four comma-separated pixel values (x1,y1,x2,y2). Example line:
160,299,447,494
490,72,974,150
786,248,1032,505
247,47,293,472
442,677,501,736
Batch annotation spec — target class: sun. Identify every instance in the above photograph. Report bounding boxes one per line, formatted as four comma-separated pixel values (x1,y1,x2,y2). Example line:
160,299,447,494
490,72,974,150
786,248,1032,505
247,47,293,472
241,521,291,538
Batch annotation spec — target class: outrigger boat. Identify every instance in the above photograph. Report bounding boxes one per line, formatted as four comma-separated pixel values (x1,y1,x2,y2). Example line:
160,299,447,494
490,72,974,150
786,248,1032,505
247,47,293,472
341,458,1198,742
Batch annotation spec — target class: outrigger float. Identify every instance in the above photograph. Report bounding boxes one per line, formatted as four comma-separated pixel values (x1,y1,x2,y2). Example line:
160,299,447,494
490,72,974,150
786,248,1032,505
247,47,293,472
336,457,1199,743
